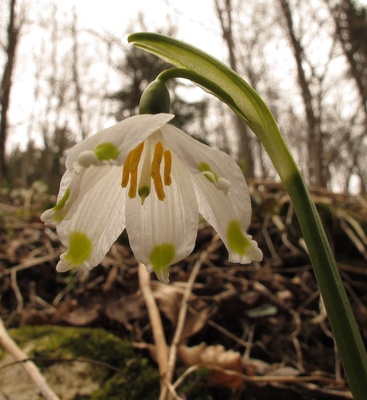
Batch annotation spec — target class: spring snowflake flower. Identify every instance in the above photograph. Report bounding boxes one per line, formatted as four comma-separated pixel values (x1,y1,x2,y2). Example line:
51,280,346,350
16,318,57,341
41,113,262,283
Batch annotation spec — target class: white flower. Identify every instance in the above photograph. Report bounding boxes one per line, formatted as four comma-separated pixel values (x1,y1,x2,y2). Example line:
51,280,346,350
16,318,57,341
41,113,262,283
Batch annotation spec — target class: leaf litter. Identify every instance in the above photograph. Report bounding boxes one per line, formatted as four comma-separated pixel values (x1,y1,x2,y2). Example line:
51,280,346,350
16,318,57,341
1,180,367,399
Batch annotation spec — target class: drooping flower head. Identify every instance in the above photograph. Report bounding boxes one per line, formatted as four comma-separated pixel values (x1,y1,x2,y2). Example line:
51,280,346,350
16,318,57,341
42,82,262,283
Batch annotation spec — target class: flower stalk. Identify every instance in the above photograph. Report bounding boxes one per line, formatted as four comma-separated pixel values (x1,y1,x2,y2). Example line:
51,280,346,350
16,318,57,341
128,32,367,399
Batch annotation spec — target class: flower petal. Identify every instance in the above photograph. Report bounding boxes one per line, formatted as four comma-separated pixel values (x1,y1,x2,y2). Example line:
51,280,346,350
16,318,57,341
55,165,126,272
192,171,262,263
125,152,198,283
42,162,118,225
160,124,233,178
66,114,174,171
161,124,262,263
41,170,74,224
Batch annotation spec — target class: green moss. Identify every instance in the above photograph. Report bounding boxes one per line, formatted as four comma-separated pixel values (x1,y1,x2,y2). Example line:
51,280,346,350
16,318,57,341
9,326,160,400
7,326,235,399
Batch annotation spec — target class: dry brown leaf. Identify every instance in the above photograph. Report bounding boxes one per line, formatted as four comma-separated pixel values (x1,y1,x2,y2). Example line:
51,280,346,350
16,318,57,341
5,227,42,263
269,366,299,377
152,283,184,325
152,282,211,341
52,299,78,322
20,306,50,326
133,341,165,364
62,305,100,326
104,293,145,330
178,343,245,389
242,358,271,376
243,359,299,378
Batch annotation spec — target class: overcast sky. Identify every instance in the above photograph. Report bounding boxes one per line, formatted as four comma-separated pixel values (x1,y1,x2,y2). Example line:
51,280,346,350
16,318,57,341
7,0,367,149
7,0,226,148
36,0,223,57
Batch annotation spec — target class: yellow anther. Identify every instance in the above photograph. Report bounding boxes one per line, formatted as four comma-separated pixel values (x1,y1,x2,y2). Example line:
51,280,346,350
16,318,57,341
130,142,144,171
163,150,172,186
122,140,171,203
121,142,145,197
121,152,132,188
151,141,166,201
153,173,165,201
151,141,164,177
128,168,138,198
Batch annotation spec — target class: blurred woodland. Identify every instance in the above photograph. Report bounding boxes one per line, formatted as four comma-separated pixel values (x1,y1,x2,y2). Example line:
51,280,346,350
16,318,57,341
0,0,367,192
1,0,367,399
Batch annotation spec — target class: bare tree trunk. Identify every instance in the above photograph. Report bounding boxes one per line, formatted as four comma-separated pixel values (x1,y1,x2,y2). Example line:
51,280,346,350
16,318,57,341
71,7,87,140
327,0,367,192
0,0,20,181
214,0,255,178
38,4,68,189
41,7,57,188
327,0,367,117
278,0,327,187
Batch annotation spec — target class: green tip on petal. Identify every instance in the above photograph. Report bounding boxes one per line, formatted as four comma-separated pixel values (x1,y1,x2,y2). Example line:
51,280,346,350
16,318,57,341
199,162,219,183
149,243,175,283
227,220,252,256
53,188,71,211
63,231,93,266
94,142,120,161
41,188,71,223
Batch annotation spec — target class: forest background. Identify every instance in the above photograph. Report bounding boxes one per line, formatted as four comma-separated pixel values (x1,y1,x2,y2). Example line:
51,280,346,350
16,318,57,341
1,1,367,398
1,0,367,195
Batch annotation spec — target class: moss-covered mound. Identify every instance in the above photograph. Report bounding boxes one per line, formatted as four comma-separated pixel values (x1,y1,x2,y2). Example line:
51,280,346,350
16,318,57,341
0,326,160,400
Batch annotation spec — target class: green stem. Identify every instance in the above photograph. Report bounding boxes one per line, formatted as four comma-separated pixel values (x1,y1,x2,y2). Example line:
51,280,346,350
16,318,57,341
157,68,248,121
285,170,367,399
128,32,367,398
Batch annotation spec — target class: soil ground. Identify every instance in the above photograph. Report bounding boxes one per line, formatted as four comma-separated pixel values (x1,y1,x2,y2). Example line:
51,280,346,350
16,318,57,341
1,180,366,399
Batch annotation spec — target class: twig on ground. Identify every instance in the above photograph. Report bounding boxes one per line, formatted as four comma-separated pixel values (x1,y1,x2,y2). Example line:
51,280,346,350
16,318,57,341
138,263,169,388
163,238,221,400
174,363,352,398
2,251,62,276
10,268,23,312
162,253,206,400
0,318,60,400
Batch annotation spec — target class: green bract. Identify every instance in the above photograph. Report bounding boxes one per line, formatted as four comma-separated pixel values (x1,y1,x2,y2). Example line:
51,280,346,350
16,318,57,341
139,79,171,114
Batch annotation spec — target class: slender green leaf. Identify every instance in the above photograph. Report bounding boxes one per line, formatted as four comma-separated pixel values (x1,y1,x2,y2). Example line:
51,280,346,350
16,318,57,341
129,32,367,399
128,32,297,182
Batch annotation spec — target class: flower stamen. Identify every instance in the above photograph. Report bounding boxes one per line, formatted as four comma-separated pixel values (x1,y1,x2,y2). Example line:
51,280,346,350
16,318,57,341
128,168,138,198
122,140,172,203
121,152,132,188
130,142,145,170
151,141,164,176
151,142,166,201
122,142,145,198
163,150,172,186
